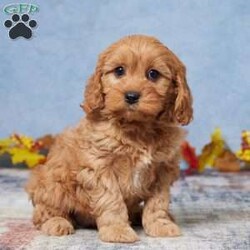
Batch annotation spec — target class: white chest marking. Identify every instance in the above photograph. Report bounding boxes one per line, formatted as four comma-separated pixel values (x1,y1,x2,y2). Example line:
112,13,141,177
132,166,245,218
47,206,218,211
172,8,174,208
132,150,153,190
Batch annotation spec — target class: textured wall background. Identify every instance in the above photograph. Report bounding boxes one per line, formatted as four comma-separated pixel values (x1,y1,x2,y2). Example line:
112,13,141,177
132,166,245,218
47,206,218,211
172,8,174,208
0,0,249,152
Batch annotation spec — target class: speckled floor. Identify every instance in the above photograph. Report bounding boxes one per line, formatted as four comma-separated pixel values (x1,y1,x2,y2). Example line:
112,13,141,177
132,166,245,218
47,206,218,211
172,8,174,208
0,169,249,250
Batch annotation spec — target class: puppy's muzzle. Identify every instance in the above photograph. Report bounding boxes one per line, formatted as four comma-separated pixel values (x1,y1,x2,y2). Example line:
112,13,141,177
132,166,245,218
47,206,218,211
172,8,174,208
125,91,140,105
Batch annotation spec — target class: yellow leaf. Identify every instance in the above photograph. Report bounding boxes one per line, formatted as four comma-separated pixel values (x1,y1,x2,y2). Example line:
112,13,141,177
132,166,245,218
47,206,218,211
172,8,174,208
11,134,34,150
8,148,45,168
198,128,225,172
0,138,14,149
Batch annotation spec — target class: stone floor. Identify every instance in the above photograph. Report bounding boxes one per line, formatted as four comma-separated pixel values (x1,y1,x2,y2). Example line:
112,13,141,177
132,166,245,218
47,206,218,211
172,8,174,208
0,169,249,250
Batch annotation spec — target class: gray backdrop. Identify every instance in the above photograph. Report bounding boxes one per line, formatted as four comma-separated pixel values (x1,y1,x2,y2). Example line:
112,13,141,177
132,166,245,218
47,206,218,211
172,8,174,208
0,0,249,152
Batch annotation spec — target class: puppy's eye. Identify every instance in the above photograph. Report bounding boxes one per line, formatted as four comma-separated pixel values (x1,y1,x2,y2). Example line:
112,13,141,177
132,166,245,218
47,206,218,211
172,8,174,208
147,69,160,81
114,66,125,77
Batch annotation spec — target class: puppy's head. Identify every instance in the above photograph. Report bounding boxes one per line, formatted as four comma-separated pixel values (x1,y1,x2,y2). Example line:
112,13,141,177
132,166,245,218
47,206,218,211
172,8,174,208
82,35,193,125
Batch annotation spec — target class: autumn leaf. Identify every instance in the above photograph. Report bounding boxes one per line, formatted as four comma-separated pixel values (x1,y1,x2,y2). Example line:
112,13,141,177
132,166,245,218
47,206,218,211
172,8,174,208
8,148,45,168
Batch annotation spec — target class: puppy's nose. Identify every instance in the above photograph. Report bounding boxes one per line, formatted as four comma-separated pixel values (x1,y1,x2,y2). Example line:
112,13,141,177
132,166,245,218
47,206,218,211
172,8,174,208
125,91,140,104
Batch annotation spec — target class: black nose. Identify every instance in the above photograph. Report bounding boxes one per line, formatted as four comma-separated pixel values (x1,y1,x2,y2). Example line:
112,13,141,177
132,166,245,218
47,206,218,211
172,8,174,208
125,91,140,104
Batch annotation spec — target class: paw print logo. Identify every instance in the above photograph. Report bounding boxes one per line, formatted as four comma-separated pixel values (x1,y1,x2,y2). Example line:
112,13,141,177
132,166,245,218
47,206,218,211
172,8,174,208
4,14,37,39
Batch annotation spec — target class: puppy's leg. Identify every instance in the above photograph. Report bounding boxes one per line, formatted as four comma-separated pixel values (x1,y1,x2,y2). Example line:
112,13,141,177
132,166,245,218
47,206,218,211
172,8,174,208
142,164,181,237
77,168,139,243
33,204,74,236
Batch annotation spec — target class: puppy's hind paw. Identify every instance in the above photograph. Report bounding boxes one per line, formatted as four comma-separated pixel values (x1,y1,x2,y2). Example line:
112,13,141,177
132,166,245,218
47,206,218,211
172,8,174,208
41,217,74,236
99,224,139,243
144,219,181,237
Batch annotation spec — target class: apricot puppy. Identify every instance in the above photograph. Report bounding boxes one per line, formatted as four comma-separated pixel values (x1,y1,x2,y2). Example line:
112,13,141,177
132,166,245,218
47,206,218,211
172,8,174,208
26,35,193,243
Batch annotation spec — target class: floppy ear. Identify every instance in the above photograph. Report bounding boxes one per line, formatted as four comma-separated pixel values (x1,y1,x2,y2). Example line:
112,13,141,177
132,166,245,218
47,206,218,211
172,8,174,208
81,59,105,115
173,67,193,125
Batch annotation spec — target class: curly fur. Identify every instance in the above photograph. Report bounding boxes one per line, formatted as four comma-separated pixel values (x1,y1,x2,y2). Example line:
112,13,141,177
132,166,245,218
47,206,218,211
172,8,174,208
26,35,193,243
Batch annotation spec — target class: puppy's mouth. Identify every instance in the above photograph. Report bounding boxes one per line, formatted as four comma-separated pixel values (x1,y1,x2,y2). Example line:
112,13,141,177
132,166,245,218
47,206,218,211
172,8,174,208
126,103,138,111
104,90,163,122
109,104,157,123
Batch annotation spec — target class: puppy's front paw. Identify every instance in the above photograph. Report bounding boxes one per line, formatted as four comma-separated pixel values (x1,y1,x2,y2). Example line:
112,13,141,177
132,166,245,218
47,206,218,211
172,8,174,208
41,217,74,236
99,224,139,243
144,219,181,237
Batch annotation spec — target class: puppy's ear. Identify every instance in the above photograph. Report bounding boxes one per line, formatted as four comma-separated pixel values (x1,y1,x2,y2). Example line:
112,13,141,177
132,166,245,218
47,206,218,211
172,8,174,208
81,59,105,115
173,66,193,125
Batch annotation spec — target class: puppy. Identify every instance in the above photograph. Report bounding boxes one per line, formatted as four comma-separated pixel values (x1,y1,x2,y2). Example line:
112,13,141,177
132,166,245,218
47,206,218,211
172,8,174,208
26,35,193,243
